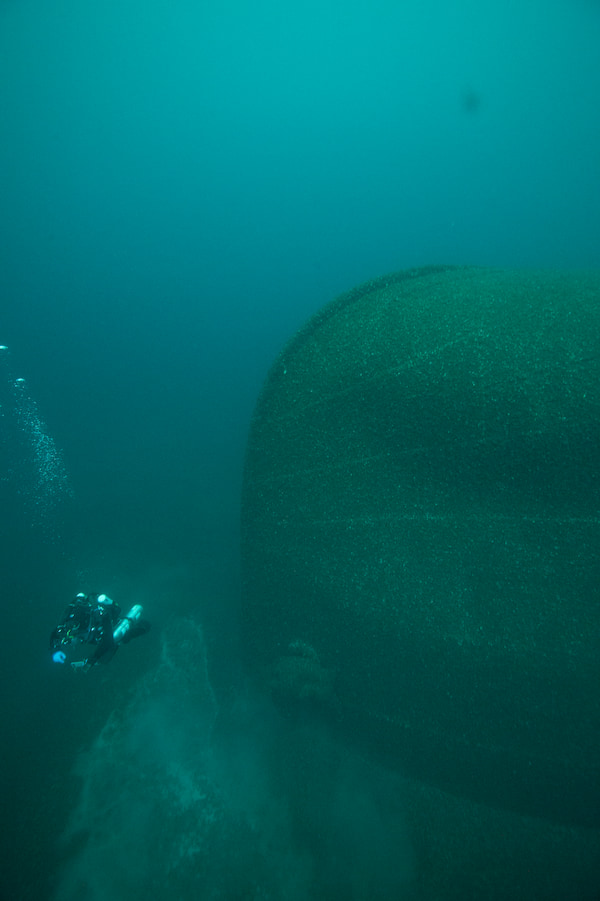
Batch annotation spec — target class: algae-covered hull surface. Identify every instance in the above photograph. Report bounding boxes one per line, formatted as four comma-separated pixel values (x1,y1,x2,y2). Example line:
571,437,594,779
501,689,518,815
241,266,600,828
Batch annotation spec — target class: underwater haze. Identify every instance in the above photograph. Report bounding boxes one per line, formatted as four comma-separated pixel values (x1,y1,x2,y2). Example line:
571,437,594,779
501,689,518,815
1,1,599,899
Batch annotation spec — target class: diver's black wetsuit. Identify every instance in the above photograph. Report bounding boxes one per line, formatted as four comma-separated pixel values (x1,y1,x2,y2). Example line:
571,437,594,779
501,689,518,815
50,594,121,666
51,593,151,668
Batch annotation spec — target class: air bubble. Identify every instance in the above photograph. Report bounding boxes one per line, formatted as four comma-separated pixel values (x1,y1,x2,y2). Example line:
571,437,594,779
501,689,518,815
1,346,73,541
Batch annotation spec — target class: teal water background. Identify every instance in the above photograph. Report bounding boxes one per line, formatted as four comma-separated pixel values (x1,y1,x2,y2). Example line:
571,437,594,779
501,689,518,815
0,1,599,898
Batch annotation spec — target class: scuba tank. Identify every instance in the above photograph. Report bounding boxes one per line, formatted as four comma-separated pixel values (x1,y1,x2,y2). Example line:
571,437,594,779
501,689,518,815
113,604,143,643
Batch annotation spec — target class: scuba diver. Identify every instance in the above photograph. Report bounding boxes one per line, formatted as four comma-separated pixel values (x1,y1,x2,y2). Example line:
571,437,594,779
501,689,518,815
50,593,150,671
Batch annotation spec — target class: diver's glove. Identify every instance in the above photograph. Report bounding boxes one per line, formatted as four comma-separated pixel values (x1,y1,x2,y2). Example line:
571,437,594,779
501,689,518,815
52,651,67,664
